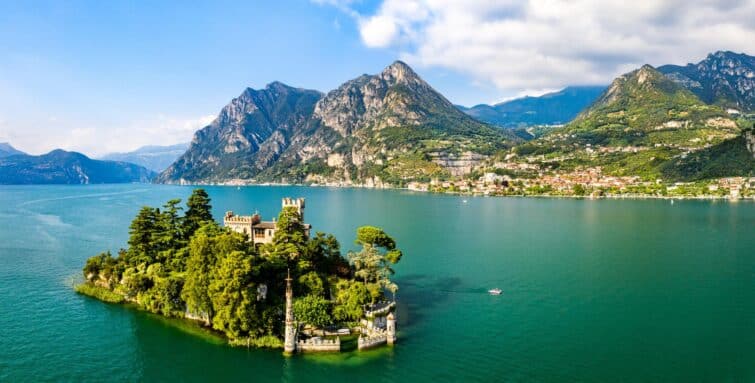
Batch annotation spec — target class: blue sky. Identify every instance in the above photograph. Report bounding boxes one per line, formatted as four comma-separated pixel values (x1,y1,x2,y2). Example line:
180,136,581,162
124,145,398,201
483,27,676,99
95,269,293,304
1,0,753,155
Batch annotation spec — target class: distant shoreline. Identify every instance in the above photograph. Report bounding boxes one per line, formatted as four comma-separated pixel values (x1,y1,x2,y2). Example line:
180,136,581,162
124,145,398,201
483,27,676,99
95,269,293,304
155,180,755,202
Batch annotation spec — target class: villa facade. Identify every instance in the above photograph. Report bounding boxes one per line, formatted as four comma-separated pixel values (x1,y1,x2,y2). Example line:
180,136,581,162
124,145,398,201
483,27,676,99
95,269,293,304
223,197,311,245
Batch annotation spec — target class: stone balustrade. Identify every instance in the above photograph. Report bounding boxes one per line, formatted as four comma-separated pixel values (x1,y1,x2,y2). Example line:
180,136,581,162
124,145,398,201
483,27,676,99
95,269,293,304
297,336,341,352
364,301,395,317
358,332,388,350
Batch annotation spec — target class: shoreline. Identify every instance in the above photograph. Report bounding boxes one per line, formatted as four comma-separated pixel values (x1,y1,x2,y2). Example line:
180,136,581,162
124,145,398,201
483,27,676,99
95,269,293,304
3,181,751,202
158,180,755,202
75,282,282,349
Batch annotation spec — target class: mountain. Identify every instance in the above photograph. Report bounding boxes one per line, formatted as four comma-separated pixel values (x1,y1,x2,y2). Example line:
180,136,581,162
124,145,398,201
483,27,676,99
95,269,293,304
100,143,190,172
534,65,751,181
0,150,155,184
559,65,738,145
0,142,25,158
458,86,606,128
158,82,323,182
158,61,518,185
658,51,755,112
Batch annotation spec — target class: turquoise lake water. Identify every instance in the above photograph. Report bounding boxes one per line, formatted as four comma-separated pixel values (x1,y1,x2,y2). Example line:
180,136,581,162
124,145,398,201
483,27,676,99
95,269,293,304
0,184,753,382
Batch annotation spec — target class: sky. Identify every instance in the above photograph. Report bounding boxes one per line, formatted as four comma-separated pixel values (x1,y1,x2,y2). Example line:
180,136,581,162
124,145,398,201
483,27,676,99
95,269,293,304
0,0,753,156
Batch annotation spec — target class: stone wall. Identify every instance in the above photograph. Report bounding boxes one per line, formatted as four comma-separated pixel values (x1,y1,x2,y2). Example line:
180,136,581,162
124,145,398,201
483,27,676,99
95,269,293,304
297,337,340,352
358,332,387,350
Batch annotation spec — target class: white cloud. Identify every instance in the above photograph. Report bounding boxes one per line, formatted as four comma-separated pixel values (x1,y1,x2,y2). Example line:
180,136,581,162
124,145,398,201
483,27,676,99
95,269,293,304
4,114,215,157
327,0,755,93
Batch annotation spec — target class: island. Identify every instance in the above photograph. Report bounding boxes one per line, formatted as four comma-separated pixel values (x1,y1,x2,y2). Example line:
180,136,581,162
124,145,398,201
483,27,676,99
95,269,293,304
77,189,402,353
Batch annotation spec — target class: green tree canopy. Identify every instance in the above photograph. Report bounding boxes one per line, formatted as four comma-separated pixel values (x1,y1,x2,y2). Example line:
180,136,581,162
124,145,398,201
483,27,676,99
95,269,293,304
183,189,213,239
209,250,259,339
261,206,308,267
127,206,161,265
293,295,332,328
331,279,371,322
356,226,403,264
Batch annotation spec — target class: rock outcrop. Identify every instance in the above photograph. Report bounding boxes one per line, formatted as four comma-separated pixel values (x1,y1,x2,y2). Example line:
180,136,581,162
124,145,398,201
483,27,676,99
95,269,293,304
658,51,755,112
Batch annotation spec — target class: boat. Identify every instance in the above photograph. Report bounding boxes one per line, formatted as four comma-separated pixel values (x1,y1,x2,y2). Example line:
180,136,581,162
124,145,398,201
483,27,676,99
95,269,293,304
488,288,502,295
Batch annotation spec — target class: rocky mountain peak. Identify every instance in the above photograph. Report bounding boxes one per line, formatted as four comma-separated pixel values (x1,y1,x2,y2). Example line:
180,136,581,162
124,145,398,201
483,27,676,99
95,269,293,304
380,60,421,85
157,83,322,183
636,65,658,84
658,51,754,111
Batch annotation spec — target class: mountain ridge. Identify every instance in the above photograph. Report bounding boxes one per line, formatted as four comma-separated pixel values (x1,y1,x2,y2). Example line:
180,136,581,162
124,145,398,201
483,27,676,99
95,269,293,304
531,64,751,181
0,149,155,184
458,85,606,128
0,142,26,158
100,143,190,172
658,51,755,112
158,61,518,185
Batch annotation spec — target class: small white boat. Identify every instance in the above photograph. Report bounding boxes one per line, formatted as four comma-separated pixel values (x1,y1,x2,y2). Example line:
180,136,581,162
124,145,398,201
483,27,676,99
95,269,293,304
463,199,468,204
488,288,502,295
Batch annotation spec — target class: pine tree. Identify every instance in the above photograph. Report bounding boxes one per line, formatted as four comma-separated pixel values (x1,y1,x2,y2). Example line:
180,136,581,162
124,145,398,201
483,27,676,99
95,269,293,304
183,189,213,239
127,206,161,265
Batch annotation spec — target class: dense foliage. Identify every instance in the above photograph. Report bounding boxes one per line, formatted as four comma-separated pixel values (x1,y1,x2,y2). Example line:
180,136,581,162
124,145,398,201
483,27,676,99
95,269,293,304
79,189,402,344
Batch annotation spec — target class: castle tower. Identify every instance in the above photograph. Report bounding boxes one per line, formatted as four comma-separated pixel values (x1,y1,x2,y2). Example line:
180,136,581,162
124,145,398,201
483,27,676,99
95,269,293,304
283,270,297,354
282,198,305,221
386,312,396,345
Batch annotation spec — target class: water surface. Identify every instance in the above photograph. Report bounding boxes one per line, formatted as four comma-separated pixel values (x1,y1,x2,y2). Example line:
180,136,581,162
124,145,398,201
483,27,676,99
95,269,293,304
0,185,753,382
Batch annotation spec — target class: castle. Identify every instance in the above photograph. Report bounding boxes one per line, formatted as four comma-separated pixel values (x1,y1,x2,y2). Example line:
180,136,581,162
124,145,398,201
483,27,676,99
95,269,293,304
283,270,397,354
223,197,311,245
225,197,397,354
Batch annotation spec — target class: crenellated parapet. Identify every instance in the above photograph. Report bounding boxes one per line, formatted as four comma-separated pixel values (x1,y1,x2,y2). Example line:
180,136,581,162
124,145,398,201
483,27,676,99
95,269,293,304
297,337,340,352
281,197,305,220
223,198,310,246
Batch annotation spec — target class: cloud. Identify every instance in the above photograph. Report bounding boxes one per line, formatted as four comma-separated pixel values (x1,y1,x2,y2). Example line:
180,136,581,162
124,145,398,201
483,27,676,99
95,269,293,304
325,0,755,92
4,114,215,157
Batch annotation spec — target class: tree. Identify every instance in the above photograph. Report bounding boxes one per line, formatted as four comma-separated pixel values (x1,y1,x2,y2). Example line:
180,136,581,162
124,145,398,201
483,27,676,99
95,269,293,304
349,226,403,302
157,198,184,252
308,232,350,277
356,226,403,264
350,244,384,284
332,279,371,322
573,183,587,196
140,275,185,317
209,250,258,339
293,295,332,328
126,206,161,265
83,251,111,281
182,223,250,325
181,224,221,322
297,271,325,297
124,273,153,298
261,206,308,267
183,189,213,239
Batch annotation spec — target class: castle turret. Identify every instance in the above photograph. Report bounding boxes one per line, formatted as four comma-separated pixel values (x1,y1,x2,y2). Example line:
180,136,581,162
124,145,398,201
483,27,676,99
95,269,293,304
283,270,297,354
386,312,396,345
282,197,305,221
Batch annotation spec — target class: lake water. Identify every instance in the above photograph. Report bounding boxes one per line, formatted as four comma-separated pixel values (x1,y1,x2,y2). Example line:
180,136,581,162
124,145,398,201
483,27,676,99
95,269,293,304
0,184,753,382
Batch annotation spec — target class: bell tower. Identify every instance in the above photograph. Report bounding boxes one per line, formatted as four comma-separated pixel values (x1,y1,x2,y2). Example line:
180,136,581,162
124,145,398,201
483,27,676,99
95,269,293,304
281,197,305,221
283,269,297,354
386,312,396,345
